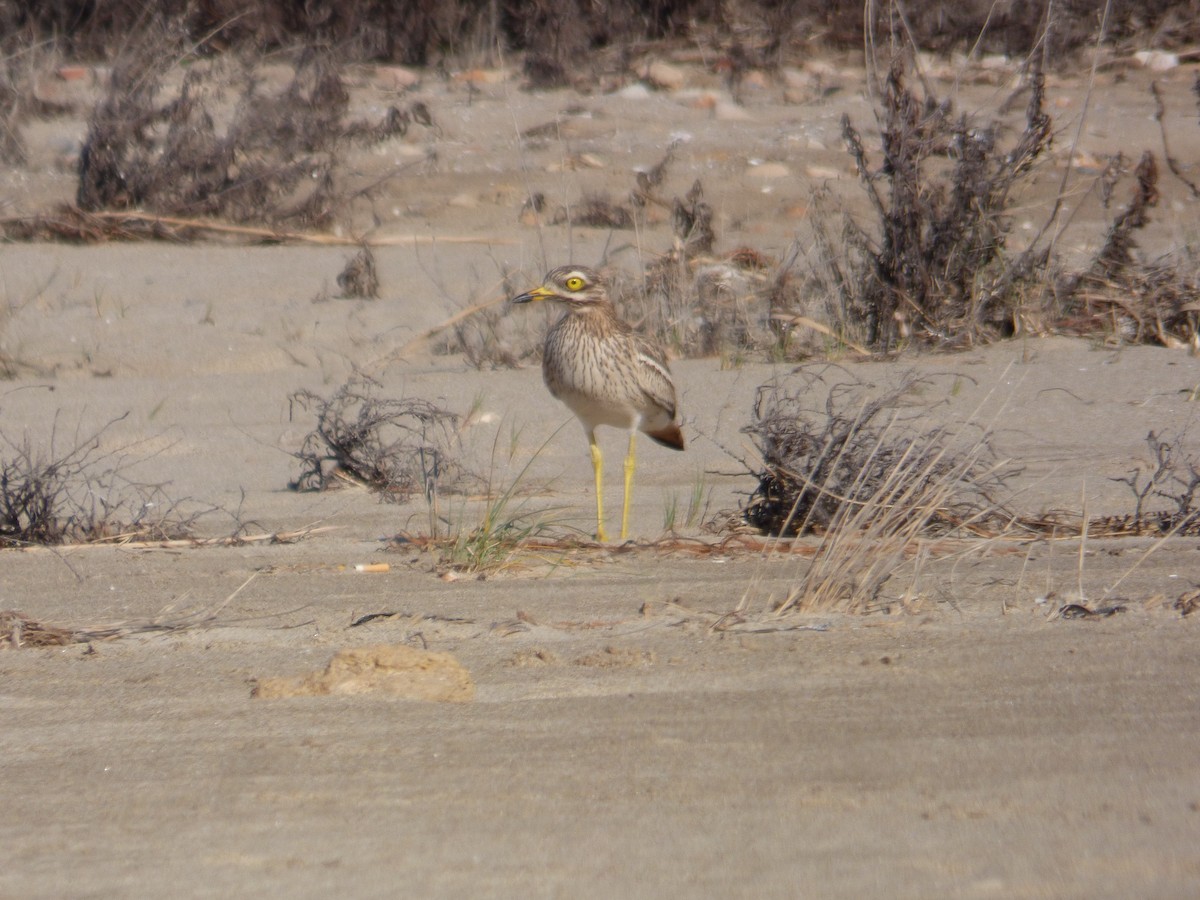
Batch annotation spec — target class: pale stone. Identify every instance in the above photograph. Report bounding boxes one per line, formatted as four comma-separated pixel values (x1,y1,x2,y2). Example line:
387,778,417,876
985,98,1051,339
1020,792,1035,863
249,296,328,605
746,161,791,179
642,59,688,91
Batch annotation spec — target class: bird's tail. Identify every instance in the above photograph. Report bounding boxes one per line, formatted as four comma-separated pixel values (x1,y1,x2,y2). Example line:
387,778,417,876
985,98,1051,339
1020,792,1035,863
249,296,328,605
645,423,685,451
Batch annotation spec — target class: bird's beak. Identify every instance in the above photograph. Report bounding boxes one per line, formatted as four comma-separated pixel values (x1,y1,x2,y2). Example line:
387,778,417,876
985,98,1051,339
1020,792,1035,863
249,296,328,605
510,285,554,304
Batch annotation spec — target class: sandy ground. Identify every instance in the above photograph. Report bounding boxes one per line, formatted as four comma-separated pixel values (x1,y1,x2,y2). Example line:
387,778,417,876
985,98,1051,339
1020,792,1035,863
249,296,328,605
2,51,1200,897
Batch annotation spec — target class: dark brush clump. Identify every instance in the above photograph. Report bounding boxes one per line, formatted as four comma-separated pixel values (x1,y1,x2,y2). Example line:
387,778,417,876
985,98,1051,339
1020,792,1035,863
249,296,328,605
827,57,1053,350
1111,430,1200,534
0,414,196,546
740,367,1013,537
76,42,432,228
336,246,380,299
8,1,1200,66
288,376,463,501
1055,152,1198,347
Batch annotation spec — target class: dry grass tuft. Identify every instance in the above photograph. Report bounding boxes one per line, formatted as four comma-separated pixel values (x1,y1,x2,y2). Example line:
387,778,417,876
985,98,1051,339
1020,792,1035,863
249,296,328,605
740,367,1016,542
0,413,199,547
1,573,260,649
1057,153,1200,349
288,375,463,500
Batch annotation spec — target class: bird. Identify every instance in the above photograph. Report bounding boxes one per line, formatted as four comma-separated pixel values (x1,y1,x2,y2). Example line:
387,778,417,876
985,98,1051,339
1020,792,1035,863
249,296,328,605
510,265,684,542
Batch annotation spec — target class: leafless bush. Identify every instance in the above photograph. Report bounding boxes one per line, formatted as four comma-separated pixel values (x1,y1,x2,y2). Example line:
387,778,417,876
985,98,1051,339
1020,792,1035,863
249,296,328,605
622,163,801,360
440,306,539,370
733,367,1021,614
288,376,463,500
740,367,1015,538
0,31,73,166
813,56,1053,351
0,413,198,546
1110,431,1200,534
75,38,433,229
9,1,1196,68
1056,153,1199,348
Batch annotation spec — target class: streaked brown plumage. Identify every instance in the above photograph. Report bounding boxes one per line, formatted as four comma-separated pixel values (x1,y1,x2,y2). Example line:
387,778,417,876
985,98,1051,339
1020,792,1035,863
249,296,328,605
510,265,684,541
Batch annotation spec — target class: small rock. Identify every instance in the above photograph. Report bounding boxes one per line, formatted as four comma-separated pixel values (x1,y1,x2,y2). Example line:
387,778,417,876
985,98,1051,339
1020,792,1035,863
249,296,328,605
642,59,687,91
1134,50,1179,72
746,161,791,179
375,65,421,91
715,101,752,122
453,68,510,86
804,164,843,180
616,82,653,100
683,90,718,111
739,70,769,91
779,67,813,90
803,60,839,79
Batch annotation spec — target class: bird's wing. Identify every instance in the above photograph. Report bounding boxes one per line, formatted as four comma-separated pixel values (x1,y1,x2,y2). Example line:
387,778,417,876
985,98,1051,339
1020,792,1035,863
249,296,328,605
631,334,677,418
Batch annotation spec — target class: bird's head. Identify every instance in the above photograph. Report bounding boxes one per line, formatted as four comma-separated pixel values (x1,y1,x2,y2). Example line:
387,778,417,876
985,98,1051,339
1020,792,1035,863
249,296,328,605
509,266,609,308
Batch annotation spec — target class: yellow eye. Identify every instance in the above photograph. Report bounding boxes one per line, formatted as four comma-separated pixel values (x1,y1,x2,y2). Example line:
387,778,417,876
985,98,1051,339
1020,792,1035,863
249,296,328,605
564,276,585,291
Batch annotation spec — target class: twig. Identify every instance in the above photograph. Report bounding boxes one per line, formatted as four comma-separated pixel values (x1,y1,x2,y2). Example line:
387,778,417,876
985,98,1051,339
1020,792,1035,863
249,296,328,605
769,313,873,356
1150,80,1200,199
1077,479,1088,601
1036,0,1113,254
0,209,513,246
15,525,340,552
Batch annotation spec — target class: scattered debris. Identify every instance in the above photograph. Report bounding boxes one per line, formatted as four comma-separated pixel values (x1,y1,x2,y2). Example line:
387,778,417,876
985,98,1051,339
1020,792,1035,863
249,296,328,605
1057,603,1128,619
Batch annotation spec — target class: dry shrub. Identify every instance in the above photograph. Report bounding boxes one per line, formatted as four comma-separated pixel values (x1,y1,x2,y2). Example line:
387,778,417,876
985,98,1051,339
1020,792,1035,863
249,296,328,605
5,1,1199,71
813,56,1053,351
550,194,634,229
289,376,463,500
1057,152,1200,348
432,269,547,369
439,306,538,370
740,367,1015,539
737,367,1019,614
0,413,197,546
621,159,803,360
76,38,433,228
1110,430,1200,534
0,29,79,166
336,245,379,299
649,192,809,357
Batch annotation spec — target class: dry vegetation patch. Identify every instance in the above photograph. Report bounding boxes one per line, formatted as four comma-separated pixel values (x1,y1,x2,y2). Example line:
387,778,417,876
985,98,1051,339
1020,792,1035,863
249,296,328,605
288,376,464,500
0,412,200,546
73,44,432,230
739,366,1016,539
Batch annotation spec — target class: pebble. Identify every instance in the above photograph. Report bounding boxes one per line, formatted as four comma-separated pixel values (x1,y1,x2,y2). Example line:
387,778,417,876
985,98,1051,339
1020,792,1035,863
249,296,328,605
746,161,791,179
642,59,687,91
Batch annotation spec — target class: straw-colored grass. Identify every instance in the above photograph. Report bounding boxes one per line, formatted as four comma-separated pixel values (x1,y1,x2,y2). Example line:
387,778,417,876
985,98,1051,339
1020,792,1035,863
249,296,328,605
1,573,260,649
772,417,1011,615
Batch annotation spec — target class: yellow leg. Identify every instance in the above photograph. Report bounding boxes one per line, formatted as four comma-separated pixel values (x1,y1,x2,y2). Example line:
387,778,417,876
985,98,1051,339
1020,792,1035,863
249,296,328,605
589,434,608,543
621,431,636,541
